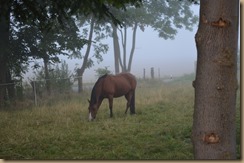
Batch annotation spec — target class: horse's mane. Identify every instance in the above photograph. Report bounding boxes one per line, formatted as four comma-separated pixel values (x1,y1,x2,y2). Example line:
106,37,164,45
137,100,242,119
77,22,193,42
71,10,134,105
90,74,108,105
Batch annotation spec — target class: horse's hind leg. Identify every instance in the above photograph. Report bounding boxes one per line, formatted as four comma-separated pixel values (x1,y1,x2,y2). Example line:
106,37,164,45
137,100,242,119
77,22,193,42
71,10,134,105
124,93,132,114
108,96,113,117
125,101,130,114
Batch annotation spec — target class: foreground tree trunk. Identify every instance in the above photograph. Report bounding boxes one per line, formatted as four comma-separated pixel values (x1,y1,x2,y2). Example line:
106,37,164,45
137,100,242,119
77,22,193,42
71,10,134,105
192,0,239,159
0,1,10,108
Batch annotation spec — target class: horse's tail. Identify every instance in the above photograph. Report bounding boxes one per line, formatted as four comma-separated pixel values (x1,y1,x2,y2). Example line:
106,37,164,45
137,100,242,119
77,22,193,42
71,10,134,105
130,91,136,114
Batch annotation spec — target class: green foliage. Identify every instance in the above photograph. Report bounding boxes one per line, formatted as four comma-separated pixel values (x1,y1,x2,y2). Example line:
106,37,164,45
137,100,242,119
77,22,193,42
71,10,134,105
71,16,109,68
144,0,198,39
95,67,112,78
12,16,85,68
1,0,143,79
110,0,198,39
108,0,198,73
32,60,73,93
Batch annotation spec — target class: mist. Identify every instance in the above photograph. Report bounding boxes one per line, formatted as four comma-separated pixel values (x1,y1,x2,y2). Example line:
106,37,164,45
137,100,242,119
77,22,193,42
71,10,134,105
60,26,198,83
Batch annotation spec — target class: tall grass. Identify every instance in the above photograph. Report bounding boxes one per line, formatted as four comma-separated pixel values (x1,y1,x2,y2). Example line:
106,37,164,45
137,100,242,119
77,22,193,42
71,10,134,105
0,75,240,160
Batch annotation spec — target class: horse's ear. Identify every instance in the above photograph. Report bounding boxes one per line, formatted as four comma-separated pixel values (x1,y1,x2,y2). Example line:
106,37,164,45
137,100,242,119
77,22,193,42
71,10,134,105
87,99,90,104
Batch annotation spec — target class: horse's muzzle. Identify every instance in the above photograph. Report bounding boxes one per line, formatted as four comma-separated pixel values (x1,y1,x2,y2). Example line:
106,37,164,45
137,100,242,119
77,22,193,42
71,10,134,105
88,113,95,121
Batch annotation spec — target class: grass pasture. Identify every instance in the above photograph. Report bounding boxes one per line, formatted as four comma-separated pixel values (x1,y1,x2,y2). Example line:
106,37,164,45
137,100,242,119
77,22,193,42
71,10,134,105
0,74,241,160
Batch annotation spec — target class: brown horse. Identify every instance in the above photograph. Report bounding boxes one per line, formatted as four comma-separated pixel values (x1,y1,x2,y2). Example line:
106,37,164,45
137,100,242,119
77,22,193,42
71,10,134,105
88,73,137,121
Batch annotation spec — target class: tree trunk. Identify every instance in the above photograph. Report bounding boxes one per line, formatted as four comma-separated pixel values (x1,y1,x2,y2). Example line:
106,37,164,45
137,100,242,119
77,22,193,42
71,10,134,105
0,1,10,108
43,56,51,95
0,62,7,108
6,70,15,100
77,68,83,93
114,23,138,73
192,0,239,159
78,16,95,93
121,27,127,72
128,22,138,72
112,24,121,74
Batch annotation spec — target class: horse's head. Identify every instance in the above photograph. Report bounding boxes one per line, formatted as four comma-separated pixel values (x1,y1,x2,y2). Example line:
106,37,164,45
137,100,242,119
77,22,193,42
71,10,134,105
88,99,98,121
88,75,107,121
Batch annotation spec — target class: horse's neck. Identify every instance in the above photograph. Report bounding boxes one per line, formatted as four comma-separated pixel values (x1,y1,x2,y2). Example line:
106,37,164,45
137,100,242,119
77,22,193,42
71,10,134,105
92,79,104,104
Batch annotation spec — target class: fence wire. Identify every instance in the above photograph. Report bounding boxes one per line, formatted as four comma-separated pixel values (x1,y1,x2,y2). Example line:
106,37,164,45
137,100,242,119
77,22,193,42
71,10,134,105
0,76,94,106
1,74,171,107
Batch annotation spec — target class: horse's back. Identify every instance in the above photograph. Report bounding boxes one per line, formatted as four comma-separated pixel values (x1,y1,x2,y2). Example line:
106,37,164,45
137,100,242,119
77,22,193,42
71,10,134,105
103,73,136,97
116,73,137,88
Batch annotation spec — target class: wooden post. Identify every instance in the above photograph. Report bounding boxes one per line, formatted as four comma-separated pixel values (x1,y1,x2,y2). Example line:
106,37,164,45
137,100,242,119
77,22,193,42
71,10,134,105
33,81,37,106
143,68,146,80
151,67,154,79
158,68,160,79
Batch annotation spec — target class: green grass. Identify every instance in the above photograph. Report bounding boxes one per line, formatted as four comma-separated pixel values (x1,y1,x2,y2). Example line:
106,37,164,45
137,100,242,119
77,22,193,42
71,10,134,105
0,76,240,160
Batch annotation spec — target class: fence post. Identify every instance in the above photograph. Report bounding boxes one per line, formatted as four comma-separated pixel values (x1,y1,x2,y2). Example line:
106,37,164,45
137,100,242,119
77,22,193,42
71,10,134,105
143,68,146,80
33,81,37,106
158,68,160,79
151,67,154,79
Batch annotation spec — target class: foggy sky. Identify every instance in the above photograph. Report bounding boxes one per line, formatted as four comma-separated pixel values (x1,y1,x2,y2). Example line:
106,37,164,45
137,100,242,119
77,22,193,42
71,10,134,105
75,6,200,82
78,26,199,82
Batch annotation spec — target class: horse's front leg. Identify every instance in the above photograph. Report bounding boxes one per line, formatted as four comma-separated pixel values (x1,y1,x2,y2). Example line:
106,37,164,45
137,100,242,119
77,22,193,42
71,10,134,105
108,96,113,118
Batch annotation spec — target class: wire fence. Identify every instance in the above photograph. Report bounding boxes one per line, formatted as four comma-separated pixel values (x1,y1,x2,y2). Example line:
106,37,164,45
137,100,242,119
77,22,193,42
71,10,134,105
0,76,95,106
0,72,175,107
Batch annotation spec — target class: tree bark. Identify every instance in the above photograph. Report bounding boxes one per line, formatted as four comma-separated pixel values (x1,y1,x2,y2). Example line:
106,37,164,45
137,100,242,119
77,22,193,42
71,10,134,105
77,16,95,93
192,0,239,159
0,1,10,108
128,22,138,72
112,24,121,74
114,23,138,73
77,68,83,93
120,27,127,72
